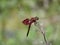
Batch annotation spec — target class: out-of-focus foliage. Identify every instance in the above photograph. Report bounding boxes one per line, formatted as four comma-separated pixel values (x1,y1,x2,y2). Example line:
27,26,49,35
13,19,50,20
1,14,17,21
0,0,60,45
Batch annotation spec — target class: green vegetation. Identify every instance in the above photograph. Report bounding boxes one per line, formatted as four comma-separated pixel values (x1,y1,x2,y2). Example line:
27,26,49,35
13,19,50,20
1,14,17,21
0,0,60,45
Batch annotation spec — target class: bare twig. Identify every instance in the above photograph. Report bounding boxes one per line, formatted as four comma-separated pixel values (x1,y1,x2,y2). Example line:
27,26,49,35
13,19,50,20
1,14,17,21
34,22,48,45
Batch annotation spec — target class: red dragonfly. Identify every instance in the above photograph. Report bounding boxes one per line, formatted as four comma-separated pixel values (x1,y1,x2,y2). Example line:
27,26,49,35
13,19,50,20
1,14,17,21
22,17,39,37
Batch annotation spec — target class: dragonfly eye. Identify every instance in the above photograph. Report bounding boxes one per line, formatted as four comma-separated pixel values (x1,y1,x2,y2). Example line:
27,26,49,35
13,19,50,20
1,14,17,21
22,19,30,25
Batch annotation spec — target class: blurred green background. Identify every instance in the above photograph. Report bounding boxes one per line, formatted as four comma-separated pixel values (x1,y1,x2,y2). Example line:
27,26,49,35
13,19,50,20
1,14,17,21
0,0,60,45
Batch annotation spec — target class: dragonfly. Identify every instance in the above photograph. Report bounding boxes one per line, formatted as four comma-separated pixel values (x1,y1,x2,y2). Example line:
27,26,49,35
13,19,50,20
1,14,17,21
22,17,39,37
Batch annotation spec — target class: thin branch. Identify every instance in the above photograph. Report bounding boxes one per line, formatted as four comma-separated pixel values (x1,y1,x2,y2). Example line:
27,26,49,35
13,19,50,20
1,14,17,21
34,22,48,45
